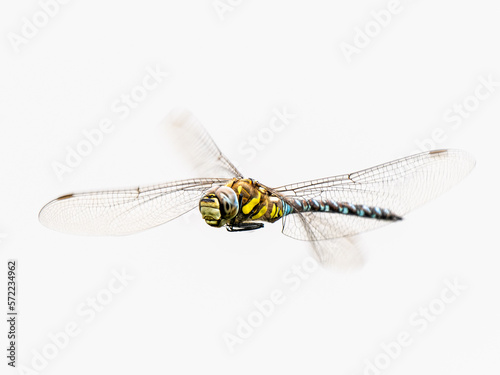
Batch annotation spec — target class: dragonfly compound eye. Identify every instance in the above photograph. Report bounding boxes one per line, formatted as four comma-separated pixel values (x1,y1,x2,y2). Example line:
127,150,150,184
216,187,239,220
199,186,239,227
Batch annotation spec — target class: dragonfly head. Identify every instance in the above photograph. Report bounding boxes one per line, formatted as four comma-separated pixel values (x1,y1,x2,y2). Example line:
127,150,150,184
199,186,239,227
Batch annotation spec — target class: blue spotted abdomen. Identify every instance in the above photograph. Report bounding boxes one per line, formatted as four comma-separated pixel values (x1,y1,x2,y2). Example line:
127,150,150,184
285,198,402,221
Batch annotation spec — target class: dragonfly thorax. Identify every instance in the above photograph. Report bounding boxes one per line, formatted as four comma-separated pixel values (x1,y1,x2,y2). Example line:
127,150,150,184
199,186,239,227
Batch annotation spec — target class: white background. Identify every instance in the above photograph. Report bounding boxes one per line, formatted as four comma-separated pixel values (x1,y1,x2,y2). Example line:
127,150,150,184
1,0,498,374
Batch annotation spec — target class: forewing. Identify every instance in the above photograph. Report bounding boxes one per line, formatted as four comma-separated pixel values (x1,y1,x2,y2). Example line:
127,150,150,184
39,178,229,235
278,149,475,240
164,108,243,178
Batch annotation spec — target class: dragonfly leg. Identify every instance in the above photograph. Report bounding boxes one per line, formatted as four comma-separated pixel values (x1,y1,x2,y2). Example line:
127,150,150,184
226,222,265,232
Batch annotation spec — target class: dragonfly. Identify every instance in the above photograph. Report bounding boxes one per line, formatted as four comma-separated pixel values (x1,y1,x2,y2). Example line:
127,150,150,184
39,109,475,266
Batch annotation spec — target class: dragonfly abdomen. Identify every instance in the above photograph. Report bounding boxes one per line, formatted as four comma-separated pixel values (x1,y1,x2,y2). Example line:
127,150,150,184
288,198,402,221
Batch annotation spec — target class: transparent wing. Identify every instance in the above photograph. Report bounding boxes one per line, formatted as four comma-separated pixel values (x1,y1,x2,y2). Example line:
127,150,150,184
39,178,230,236
283,212,365,269
164,108,243,178
277,149,475,240
282,211,393,240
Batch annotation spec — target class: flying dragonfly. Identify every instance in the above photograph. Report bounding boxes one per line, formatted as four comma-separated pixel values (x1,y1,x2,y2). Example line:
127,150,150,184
39,110,475,266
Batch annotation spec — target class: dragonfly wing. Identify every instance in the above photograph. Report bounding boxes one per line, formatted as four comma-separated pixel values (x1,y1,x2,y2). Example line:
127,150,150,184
39,178,229,235
283,212,365,269
282,210,394,240
278,149,475,240
312,237,365,270
164,108,243,178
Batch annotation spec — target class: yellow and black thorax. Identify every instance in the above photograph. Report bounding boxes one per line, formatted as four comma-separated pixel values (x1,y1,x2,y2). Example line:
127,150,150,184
225,178,290,224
